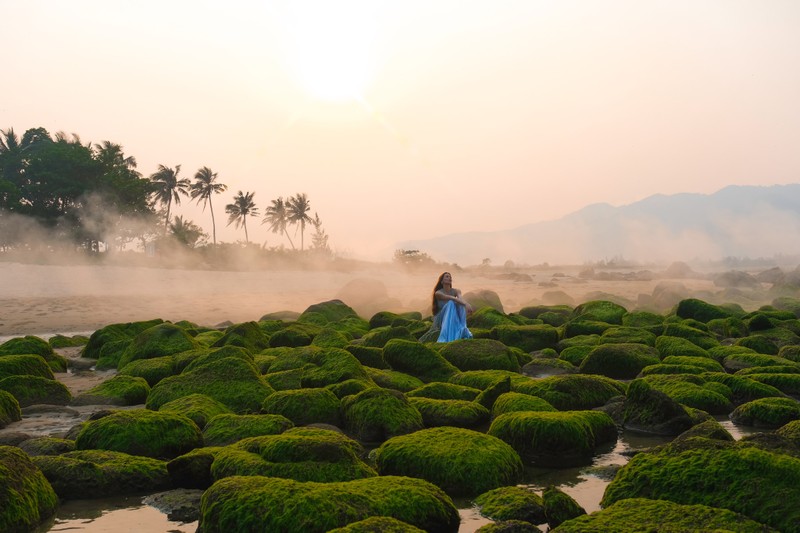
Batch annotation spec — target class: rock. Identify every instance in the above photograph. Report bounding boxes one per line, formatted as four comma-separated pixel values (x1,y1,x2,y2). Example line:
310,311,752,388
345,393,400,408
159,393,232,430
407,397,489,429
383,339,459,383
71,374,150,406
341,387,423,443
143,488,204,523
473,486,546,524
543,485,585,528
620,379,694,435
262,387,341,426
0,445,58,531
0,335,67,372
202,413,293,447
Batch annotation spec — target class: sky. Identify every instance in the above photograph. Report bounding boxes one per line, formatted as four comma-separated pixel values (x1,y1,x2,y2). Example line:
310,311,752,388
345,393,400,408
3,0,800,262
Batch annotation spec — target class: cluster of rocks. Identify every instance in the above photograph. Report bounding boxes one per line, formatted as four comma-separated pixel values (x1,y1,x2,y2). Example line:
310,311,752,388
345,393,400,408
1,294,800,532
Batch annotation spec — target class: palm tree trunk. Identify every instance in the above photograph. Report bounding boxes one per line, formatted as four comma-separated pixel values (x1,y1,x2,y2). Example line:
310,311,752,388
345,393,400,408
164,199,172,235
300,220,305,251
209,200,217,245
244,218,249,243
283,228,296,249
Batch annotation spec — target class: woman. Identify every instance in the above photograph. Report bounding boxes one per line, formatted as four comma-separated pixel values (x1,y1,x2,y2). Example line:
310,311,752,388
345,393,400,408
420,272,473,342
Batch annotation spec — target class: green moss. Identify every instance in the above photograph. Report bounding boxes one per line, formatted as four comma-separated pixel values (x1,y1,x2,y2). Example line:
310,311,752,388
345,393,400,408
622,379,695,434
117,322,201,369
708,344,756,361
82,318,164,359
383,339,459,383
118,355,177,386
146,357,275,413
563,319,614,338
267,346,370,388
18,437,75,456
578,343,660,379
32,449,170,500
542,485,586,528
375,426,522,497
491,392,557,419
0,390,21,428
661,323,720,350
467,307,518,329
326,379,373,399
210,321,270,352
301,300,360,323
262,387,341,426
778,344,800,362
341,387,423,443
488,410,617,466
75,408,203,459
182,345,254,373
262,367,305,390
598,327,657,346
701,372,785,403
199,475,460,532
513,374,626,411
48,334,89,348
621,310,665,329
558,345,594,367
311,328,351,349
639,363,705,376
661,355,724,372
736,335,780,355
95,338,133,369
0,353,54,381
0,375,71,407
364,367,424,392
360,326,416,348
706,316,749,338
556,334,601,350
777,419,800,443
473,486,545,523
519,305,573,321
448,370,527,391
552,498,775,533
730,397,800,429
73,374,150,406
345,345,388,369
0,335,67,372
491,325,560,353
407,397,489,428
194,330,225,346
474,376,512,411
212,427,375,482
654,335,711,358
407,382,481,401
327,516,425,532
736,365,800,375
641,374,733,414
268,325,313,347
672,418,734,444
435,338,520,373
0,445,59,531
675,298,734,322
571,300,627,324
159,393,232,429
202,413,293,446
601,446,800,532
744,373,800,395
166,446,225,489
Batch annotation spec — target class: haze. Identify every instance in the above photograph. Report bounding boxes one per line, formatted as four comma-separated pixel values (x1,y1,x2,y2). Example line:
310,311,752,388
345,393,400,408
3,0,799,262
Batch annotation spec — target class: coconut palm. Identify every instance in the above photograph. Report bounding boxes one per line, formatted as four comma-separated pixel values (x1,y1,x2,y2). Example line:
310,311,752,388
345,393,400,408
225,190,258,243
190,167,227,245
262,197,295,249
287,193,312,251
149,164,190,233
169,215,207,248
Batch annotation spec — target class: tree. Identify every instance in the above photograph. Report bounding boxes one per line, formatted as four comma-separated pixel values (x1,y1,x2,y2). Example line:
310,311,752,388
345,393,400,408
225,190,258,243
190,166,227,245
169,215,207,248
149,164,189,234
262,197,295,250
310,212,330,253
287,193,312,251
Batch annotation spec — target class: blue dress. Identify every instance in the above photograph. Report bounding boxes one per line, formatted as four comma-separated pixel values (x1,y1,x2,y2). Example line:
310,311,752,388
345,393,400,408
435,300,473,342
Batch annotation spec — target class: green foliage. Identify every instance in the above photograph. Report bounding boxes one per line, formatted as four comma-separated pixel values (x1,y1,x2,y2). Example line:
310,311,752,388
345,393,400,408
202,413,293,447
0,445,59,531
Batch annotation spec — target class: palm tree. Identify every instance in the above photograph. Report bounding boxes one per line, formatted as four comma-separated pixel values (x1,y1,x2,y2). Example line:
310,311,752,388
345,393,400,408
262,197,295,250
149,164,190,233
225,190,258,243
169,215,207,248
287,193,312,251
190,167,227,245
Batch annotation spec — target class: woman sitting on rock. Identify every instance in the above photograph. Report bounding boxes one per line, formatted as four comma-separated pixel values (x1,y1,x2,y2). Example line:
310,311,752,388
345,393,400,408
419,272,473,342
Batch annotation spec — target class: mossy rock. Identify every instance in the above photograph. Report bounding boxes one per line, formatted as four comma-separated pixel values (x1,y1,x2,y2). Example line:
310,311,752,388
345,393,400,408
522,357,578,377
375,426,522,497
406,382,481,401
95,338,133,369
641,374,733,415
448,370,527,391
675,298,734,322
211,427,375,483
597,327,657,347
578,343,660,380
32,449,170,500
146,357,275,413
542,485,586,529
551,497,777,533
311,328,351,349
0,335,67,372
474,376,513,411
75,408,203,459
327,516,425,532
118,354,178,386
475,520,541,532
0,375,71,407
660,355,724,372
0,353,54,381
199,474,459,532
369,311,423,330
467,307,517,330
0,390,22,428
268,325,313,348
491,325,559,353
18,436,76,456
341,387,423,443
182,345,254,374
267,345,370,388
117,322,201,369
601,446,800,532
701,372,785,404
491,392,557,419
159,393,232,430
81,318,164,359
48,334,89,348
661,323,719,350
71,374,150,406
301,299,360,323
262,367,305,391
558,346,594,367
735,335,780,355
707,316,749,338
737,364,800,376
672,418,734,444
210,321,270,352
777,419,800,443
654,335,711,359
345,345,388,369
519,304,573,320
621,379,695,434
383,339,459,383
622,310,665,329
202,413,293,447
437,338,522,373
326,379,374,399
513,374,626,411
563,319,614,338
556,334,601,350
473,485,546,523
638,363,705,377
194,329,225,346
730,397,800,429
744,373,800,395
488,410,617,466
167,446,225,489
262,387,341,426
778,345,800,362
571,300,627,324
364,367,424,392
0,445,58,531
407,397,489,429
359,326,416,348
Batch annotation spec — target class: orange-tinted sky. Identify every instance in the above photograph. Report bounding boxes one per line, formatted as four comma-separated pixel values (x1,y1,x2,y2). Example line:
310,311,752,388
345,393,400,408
4,1,800,261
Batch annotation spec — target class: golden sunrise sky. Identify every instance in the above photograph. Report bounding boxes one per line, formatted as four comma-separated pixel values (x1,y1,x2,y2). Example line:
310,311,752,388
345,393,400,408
3,0,800,261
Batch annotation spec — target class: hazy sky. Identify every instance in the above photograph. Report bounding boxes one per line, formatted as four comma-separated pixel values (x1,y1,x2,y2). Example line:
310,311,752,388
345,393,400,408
4,0,799,261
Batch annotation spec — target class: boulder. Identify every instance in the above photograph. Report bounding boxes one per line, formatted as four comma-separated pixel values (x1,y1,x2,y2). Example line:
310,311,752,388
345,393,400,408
473,485,546,524
620,379,694,435
0,445,58,531
512,374,626,411
542,485,586,529
0,375,71,407
71,375,150,406
159,393,232,430
341,387,423,443
578,343,660,380
117,322,201,369
0,354,55,381
202,413,293,447
261,387,341,426
730,397,800,429
407,397,489,429
0,335,67,372
0,390,21,428
383,339,459,383
491,392,556,420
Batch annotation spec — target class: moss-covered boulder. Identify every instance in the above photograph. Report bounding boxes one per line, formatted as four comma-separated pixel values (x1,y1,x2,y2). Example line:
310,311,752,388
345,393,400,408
32,449,170,500
167,446,225,489
375,426,522,497
745,372,800,395
488,410,617,466
360,326,416,348
491,325,559,353
660,355,724,372
0,445,58,532
571,300,627,324
643,373,733,414
262,387,341,426
473,485,546,524
474,376,513,411
675,298,735,322
0,353,54,381
268,325,314,347
730,397,800,429
662,323,719,350
491,392,557,419
578,343,660,380
407,397,489,429
437,338,522,373
341,387,423,443
327,516,425,532
448,370,525,391
301,299,360,322
601,445,800,532
159,393,232,429
654,335,711,359
75,408,203,459
18,436,76,456
0,390,21,428
118,355,178,386
467,307,518,330
210,321,270,352
563,319,614,338
181,345,254,374
146,357,275,413
82,318,164,359
777,419,800,443
311,328,351,349
551,498,777,533
0,335,67,372
0,375,71,407
542,485,586,529
723,352,798,372
267,346,370,388
364,368,424,392
326,379,373,399
71,374,150,406
117,322,201,369
345,345,388,369
513,374,626,411
407,382,481,401
202,413,293,447
620,379,694,435
672,418,734,444
598,327,657,347
383,339,459,383
701,372,785,404
48,334,89,348
199,474,459,532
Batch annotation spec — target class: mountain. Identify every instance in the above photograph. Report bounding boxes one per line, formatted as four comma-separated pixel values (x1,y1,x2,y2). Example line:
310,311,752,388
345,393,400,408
398,184,800,266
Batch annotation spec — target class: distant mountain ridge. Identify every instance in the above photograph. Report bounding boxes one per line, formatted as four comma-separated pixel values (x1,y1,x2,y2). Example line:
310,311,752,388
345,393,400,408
399,184,800,266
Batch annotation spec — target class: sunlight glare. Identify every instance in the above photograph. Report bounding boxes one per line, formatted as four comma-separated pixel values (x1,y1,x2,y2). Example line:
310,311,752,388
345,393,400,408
280,1,377,102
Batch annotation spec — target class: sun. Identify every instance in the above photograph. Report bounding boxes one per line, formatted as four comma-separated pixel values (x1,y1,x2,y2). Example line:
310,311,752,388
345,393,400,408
279,1,377,102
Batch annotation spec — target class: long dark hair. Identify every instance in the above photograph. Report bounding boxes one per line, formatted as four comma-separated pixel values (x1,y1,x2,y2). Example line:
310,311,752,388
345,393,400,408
431,272,450,315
